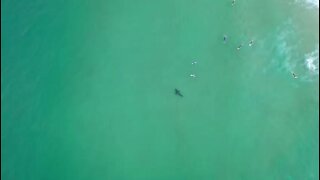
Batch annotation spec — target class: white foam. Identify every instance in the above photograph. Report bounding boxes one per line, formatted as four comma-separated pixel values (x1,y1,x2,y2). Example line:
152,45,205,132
264,20,318,82
305,46,319,75
295,0,319,9
273,25,297,73
306,0,319,8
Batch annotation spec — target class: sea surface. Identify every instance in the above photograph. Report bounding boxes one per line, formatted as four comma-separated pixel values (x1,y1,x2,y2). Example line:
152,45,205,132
1,0,319,179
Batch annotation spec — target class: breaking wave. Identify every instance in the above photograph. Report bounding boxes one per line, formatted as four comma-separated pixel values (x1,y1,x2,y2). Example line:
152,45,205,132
305,46,319,75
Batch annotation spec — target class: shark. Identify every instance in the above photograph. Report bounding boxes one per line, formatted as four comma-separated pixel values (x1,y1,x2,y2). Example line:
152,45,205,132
175,88,183,97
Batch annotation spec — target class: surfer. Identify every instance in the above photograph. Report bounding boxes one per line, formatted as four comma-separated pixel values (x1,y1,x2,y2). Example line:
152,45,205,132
249,40,254,46
223,35,228,43
237,44,242,50
175,88,183,97
292,72,298,79
232,0,236,6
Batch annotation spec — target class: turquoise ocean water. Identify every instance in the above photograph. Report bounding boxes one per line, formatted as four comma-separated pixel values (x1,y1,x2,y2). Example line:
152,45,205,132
1,0,319,179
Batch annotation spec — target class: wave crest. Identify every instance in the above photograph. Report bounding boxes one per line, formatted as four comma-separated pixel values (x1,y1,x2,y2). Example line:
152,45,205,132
295,0,319,9
305,46,319,75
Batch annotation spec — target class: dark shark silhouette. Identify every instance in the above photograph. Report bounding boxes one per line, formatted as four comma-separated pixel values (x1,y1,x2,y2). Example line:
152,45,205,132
175,88,183,97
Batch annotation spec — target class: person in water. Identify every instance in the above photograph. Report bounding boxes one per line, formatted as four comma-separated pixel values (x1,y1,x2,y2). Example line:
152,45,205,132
249,40,254,46
292,72,298,79
232,0,236,6
223,35,228,43
175,88,183,97
190,74,196,78
237,44,242,50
